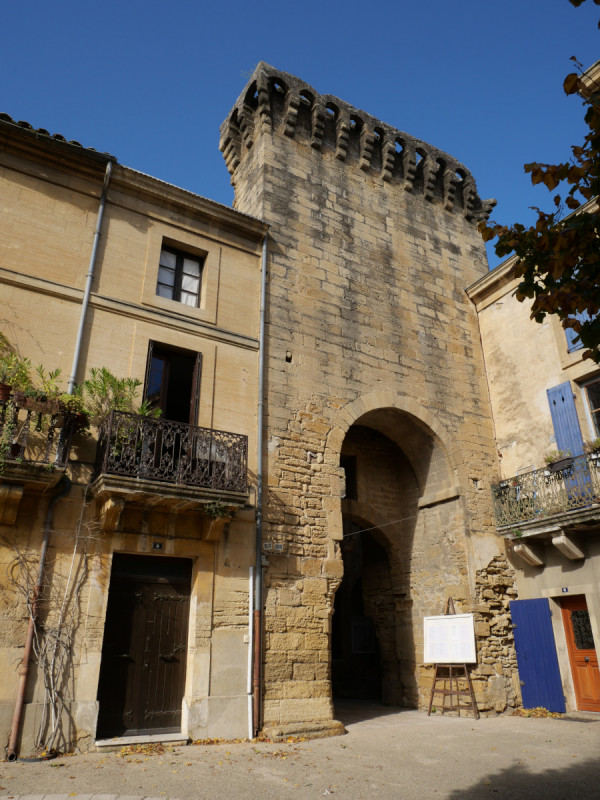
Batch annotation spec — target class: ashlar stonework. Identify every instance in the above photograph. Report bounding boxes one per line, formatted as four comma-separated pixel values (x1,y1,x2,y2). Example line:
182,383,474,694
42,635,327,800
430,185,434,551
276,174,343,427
220,63,518,732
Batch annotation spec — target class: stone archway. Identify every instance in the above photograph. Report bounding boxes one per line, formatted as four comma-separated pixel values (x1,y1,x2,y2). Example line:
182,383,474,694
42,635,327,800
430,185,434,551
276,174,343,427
330,402,468,710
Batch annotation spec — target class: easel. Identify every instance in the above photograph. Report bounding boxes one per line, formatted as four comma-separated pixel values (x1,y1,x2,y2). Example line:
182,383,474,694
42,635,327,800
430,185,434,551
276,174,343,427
427,597,479,719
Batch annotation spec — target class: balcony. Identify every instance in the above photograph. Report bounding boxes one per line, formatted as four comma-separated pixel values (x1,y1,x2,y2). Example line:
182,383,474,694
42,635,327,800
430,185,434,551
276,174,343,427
0,394,76,524
491,453,600,530
91,411,249,532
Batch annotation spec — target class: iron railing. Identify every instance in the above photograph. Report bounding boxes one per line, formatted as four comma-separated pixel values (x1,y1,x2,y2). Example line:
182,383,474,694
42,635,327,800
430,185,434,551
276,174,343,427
95,410,248,493
491,453,600,528
0,394,75,468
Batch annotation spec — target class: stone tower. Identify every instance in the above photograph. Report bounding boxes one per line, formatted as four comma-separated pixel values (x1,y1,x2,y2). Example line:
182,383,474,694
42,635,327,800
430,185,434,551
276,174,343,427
221,63,518,734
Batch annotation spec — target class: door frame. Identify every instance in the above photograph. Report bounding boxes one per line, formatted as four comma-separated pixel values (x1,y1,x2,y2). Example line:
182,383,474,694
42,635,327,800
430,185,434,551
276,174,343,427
96,553,193,738
560,594,600,712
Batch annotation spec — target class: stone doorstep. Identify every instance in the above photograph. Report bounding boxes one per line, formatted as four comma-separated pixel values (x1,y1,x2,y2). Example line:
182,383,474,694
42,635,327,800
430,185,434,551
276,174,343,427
261,719,346,741
95,732,188,752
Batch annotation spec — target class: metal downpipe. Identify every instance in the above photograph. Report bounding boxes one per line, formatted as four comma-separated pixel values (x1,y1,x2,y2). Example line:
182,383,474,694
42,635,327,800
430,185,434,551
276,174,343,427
67,160,113,393
253,232,268,735
7,476,72,761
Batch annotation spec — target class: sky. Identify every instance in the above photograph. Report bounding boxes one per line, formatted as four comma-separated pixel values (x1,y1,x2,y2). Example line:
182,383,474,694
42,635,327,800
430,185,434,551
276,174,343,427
2,0,598,268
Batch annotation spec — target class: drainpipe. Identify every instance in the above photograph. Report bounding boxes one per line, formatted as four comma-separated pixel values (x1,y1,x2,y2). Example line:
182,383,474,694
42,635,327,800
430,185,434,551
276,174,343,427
67,160,114,393
253,232,268,735
7,475,72,760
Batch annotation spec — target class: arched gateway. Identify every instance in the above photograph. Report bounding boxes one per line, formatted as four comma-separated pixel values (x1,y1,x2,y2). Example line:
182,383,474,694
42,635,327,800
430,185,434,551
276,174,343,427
220,63,520,737
331,403,467,710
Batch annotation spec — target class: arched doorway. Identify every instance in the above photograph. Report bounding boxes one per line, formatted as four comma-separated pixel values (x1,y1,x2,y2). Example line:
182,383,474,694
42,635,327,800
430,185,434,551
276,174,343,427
331,409,458,711
332,521,393,702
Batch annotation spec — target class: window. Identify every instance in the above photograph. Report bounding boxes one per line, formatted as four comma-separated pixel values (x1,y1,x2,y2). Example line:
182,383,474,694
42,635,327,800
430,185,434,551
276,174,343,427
565,310,591,353
584,377,600,437
144,342,202,424
156,246,203,307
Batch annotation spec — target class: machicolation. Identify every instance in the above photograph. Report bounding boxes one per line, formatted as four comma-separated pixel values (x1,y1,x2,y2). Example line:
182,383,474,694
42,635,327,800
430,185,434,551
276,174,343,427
220,62,496,223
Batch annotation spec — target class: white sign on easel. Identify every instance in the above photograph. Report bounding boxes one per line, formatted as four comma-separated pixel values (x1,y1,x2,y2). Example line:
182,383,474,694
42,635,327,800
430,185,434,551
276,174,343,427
423,613,476,664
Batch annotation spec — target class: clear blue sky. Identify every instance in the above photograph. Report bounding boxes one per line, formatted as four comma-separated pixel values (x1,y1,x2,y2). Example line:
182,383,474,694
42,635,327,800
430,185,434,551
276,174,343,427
2,0,598,267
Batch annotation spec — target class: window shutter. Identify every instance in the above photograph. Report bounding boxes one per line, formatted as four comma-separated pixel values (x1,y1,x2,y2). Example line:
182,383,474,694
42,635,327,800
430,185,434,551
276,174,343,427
565,310,590,353
547,381,584,457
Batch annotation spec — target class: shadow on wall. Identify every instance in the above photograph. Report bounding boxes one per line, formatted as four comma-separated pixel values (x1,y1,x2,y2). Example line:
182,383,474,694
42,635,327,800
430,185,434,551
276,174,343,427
335,423,422,707
445,755,600,799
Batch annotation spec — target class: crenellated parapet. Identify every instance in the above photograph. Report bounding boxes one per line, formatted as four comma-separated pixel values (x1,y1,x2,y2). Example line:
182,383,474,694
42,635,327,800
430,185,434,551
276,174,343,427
220,63,496,224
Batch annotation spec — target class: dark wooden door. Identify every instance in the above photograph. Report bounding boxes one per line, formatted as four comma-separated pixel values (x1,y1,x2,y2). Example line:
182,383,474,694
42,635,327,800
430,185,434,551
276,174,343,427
97,554,192,737
561,595,600,712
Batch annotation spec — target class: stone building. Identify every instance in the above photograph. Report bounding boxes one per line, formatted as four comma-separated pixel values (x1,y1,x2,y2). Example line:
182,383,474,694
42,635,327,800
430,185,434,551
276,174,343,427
0,112,267,754
0,61,527,757
220,63,519,736
468,245,600,713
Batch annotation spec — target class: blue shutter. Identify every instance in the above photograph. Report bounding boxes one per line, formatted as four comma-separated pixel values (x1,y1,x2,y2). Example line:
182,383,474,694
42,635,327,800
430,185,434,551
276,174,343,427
510,599,566,713
565,310,590,353
547,382,584,457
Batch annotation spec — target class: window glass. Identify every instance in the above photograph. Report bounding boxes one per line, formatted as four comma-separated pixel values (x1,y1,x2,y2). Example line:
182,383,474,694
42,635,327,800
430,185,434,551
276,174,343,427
156,247,203,307
158,266,175,286
181,273,199,293
183,258,201,277
159,250,177,269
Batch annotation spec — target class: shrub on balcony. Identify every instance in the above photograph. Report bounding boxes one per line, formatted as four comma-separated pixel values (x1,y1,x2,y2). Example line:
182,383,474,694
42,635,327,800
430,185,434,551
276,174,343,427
81,367,160,428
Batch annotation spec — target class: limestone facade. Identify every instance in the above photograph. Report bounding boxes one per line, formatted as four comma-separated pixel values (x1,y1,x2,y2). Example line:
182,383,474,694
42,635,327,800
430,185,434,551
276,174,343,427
468,253,600,713
0,113,266,753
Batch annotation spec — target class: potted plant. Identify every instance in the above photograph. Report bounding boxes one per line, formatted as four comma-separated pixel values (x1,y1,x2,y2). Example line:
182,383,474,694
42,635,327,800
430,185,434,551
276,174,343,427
0,352,32,402
81,367,159,428
58,390,89,430
13,366,62,414
584,437,600,459
544,448,573,474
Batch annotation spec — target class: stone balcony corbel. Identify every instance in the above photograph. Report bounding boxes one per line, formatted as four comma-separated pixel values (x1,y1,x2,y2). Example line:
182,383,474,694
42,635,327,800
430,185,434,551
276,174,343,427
512,541,545,567
0,462,65,526
551,532,585,560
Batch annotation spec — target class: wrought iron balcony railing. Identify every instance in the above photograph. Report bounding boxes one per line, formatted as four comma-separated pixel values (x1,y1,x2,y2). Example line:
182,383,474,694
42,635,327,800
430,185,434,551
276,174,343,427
0,394,75,469
95,410,248,494
491,453,600,528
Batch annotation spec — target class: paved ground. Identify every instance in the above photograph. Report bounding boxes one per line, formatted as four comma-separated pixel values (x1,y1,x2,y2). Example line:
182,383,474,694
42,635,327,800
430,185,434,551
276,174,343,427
1,703,599,800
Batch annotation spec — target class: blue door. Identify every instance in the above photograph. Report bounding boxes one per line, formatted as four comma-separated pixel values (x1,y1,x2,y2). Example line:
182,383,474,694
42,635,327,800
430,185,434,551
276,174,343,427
510,598,566,712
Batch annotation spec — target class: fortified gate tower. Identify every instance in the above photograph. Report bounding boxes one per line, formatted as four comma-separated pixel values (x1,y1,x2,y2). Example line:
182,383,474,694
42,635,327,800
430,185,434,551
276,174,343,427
220,63,519,736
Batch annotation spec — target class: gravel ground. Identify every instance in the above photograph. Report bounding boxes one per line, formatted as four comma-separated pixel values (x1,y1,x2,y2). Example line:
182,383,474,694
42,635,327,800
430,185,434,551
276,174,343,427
1,704,599,800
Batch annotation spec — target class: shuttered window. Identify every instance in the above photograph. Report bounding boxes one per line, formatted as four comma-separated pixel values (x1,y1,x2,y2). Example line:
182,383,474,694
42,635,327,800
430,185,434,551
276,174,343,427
547,381,584,457
565,310,591,353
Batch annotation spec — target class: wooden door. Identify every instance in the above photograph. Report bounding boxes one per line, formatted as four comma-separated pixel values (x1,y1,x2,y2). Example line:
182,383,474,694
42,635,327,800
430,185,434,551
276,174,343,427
97,554,192,737
561,595,600,712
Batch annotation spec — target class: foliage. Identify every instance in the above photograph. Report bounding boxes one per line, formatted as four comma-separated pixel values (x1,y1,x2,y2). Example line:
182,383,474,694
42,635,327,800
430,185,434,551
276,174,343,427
479,1,600,362
511,706,564,719
583,436,600,453
81,367,160,427
0,400,17,474
58,390,87,416
203,500,230,519
34,366,62,397
544,448,572,465
0,351,32,389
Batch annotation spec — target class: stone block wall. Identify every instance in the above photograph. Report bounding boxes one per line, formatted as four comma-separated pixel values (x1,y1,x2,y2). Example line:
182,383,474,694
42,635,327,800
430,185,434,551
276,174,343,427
221,63,518,728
